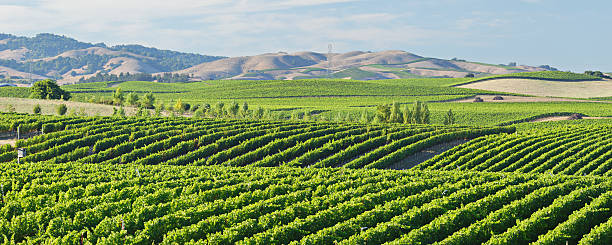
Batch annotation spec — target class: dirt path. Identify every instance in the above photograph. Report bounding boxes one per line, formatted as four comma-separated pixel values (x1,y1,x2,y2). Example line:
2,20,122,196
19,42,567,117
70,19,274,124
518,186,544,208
387,139,468,170
0,139,15,146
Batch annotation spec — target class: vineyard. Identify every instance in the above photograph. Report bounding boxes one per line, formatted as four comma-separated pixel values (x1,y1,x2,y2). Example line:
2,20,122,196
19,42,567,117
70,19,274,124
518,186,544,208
419,125,612,176
456,71,603,85
1,162,611,244
0,113,509,169
0,113,612,244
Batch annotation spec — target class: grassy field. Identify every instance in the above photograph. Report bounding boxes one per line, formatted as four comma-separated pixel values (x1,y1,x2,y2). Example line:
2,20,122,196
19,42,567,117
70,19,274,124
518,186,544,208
0,97,139,116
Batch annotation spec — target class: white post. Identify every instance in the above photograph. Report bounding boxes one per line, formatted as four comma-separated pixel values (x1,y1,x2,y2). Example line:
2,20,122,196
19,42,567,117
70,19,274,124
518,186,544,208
17,125,20,141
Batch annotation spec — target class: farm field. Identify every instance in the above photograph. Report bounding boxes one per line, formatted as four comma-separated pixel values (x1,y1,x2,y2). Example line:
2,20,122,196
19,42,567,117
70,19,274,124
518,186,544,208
0,114,510,168
1,71,612,244
0,97,140,116
0,113,611,244
1,71,611,125
458,78,612,98
1,162,611,244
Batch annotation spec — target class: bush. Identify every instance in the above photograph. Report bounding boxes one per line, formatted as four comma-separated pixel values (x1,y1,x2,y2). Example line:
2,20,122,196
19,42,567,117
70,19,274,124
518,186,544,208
33,104,41,114
569,114,583,120
57,104,67,115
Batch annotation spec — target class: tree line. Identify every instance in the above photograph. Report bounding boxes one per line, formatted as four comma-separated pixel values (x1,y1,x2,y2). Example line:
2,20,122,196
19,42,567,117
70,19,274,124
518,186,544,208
78,72,193,83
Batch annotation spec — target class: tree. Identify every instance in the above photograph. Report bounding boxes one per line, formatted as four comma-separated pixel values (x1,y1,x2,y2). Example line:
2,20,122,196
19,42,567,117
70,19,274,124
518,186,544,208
113,88,124,105
389,102,403,123
254,106,264,119
141,92,155,109
375,104,391,123
360,110,370,123
126,93,139,106
182,102,191,112
33,104,41,114
30,79,71,100
227,102,240,118
412,101,422,124
403,106,413,124
202,103,211,114
422,103,430,124
240,102,249,118
214,102,225,117
194,107,206,118
174,99,185,113
57,104,67,115
443,109,455,125
118,107,126,117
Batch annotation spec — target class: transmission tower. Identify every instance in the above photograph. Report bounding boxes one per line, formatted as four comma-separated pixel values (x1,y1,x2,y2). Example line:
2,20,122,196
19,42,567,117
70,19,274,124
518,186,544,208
327,44,333,77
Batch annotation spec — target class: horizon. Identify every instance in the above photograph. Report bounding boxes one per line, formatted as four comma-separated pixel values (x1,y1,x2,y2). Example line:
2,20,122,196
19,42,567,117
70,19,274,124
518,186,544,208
1,0,611,72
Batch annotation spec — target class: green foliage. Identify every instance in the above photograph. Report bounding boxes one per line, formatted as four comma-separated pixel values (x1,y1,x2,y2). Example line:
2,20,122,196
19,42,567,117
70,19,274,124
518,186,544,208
56,104,67,115
29,79,71,100
584,70,610,78
33,104,41,114
112,88,124,105
5,104,15,113
389,102,403,123
0,113,610,244
461,71,602,85
173,99,185,113
443,109,455,125
126,93,139,106
140,92,155,109
375,104,391,123
0,87,30,98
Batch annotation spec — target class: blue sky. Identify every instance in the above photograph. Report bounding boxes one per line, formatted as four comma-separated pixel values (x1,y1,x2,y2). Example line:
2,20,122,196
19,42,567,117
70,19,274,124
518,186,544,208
1,0,610,71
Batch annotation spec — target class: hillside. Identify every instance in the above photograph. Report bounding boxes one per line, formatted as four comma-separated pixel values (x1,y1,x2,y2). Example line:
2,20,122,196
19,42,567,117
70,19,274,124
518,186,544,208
0,33,558,83
178,50,555,81
0,33,224,83
0,114,611,244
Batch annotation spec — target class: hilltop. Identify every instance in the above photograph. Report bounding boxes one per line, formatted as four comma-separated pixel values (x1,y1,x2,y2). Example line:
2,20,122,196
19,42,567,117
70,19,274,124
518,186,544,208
0,33,558,83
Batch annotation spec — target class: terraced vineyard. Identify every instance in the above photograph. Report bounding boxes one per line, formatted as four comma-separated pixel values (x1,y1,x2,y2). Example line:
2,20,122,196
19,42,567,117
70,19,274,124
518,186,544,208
0,113,510,169
1,163,611,244
418,125,612,176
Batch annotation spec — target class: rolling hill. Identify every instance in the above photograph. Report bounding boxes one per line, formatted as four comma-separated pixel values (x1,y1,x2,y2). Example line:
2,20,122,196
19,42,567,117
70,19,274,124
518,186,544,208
0,33,559,83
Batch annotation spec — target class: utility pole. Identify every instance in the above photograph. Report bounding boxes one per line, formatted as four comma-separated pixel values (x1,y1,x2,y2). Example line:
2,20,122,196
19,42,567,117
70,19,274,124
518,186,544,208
327,44,333,77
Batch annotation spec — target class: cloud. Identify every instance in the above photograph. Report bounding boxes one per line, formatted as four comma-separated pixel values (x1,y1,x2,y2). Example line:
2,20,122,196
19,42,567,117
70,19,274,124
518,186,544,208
0,0,450,56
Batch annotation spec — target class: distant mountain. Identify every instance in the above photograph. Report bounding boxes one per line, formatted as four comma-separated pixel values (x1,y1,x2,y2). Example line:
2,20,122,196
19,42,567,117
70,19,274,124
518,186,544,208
177,50,555,80
0,33,557,83
0,33,224,83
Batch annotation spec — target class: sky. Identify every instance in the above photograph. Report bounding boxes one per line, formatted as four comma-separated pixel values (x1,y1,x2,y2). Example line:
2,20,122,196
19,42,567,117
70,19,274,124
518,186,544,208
0,0,610,72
